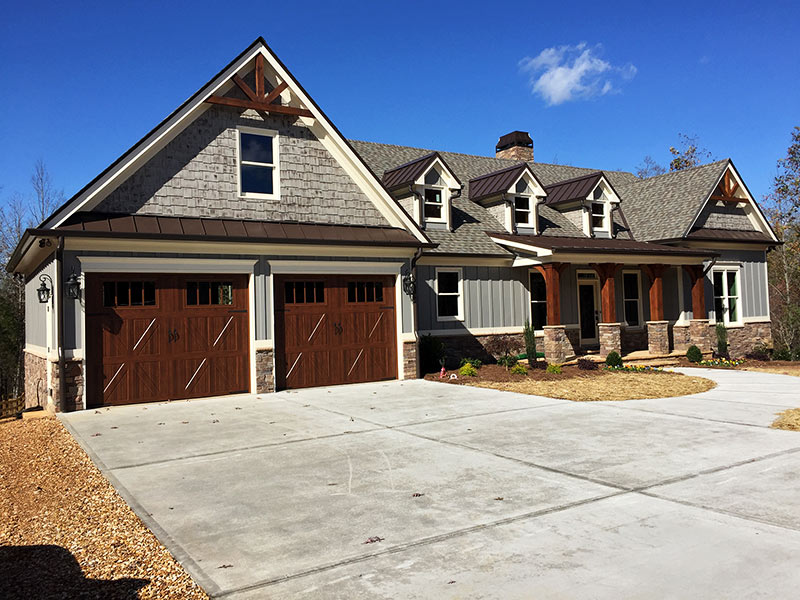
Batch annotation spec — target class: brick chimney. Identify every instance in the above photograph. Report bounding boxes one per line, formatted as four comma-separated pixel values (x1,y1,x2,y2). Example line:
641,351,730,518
495,130,533,161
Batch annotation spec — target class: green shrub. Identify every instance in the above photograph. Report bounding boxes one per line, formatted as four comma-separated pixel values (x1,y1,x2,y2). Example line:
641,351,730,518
523,319,537,366
773,347,793,361
497,355,518,368
420,334,446,374
459,357,482,369
715,323,729,357
529,359,548,370
545,363,562,374
686,345,703,363
605,351,623,368
458,363,478,377
745,343,770,362
510,363,528,375
577,358,599,371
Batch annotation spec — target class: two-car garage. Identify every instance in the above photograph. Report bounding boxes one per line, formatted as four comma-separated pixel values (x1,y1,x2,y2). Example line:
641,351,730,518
85,271,398,407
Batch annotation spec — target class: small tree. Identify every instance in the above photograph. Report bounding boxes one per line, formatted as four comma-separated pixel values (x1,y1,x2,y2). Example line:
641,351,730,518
523,319,537,362
715,323,729,358
635,155,666,179
669,133,713,171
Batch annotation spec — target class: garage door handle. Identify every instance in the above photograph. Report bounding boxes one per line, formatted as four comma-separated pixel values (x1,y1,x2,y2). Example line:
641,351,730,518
168,329,180,343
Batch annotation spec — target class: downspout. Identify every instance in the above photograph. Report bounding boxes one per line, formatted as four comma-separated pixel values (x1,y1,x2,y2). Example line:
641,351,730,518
55,235,65,412
610,203,621,238
408,184,423,229
449,186,462,232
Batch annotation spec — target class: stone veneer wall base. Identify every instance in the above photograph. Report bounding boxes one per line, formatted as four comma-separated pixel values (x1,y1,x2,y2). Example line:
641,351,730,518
598,323,622,358
255,349,275,393
647,321,670,355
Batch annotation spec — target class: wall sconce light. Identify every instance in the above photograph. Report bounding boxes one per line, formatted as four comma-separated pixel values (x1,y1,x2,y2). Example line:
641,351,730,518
65,269,81,300
401,269,417,303
37,274,53,304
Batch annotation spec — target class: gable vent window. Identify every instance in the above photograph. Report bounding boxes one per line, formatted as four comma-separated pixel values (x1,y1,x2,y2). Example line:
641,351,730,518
239,130,276,196
424,188,443,220
515,196,532,226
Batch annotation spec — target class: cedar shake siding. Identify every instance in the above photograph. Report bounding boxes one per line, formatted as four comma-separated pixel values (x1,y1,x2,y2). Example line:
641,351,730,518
97,105,389,227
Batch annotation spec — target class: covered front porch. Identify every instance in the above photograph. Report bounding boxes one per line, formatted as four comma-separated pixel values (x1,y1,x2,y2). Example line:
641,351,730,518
489,233,718,363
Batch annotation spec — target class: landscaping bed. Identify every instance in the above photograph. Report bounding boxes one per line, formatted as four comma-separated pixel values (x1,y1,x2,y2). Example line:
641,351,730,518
425,363,715,401
0,417,208,599
772,408,800,431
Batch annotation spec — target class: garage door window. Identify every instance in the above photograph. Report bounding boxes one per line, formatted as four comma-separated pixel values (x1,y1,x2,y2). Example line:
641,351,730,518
347,281,384,303
186,281,234,306
285,281,325,304
103,281,156,307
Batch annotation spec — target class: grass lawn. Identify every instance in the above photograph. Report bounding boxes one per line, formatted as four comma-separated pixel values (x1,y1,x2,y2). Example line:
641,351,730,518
426,364,715,401
0,417,208,599
772,408,800,431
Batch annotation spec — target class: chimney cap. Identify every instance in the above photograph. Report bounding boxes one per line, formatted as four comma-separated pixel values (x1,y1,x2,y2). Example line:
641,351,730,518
496,131,533,152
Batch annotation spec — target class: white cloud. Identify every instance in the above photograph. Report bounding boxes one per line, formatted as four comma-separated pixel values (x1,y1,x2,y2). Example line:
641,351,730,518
519,43,636,106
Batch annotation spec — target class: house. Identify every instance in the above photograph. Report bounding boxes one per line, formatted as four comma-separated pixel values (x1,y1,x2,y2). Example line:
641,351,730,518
8,38,778,412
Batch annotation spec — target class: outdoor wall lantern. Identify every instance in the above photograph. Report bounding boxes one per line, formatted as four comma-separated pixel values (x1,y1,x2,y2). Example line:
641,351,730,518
401,270,417,302
37,274,53,304
65,270,81,300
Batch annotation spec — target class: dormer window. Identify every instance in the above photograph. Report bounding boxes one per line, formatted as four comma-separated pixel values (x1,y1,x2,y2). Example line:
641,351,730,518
424,188,444,221
514,196,533,226
591,201,607,230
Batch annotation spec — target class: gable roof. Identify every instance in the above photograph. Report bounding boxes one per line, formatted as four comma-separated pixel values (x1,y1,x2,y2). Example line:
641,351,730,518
33,38,430,246
381,152,461,191
468,163,544,203
618,160,729,241
544,172,603,205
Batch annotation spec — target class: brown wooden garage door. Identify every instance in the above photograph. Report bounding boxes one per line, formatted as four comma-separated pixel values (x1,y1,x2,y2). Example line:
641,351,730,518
274,275,397,389
85,274,249,407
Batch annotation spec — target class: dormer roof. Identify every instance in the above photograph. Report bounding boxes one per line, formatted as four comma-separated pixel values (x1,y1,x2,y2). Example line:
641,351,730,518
468,162,545,203
382,152,461,191
543,171,612,205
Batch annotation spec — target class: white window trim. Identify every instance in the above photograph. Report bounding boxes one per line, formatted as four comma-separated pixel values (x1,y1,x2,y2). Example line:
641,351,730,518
590,201,609,232
423,186,447,224
237,126,280,200
711,265,743,326
621,269,644,329
514,195,534,227
529,270,547,332
435,267,464,322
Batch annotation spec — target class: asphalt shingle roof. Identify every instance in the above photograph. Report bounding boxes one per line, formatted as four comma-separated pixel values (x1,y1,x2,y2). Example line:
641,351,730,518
617,160,729,241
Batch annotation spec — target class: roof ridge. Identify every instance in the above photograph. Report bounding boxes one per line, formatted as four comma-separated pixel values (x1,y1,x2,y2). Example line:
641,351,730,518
544,171,603,189
382,151,437,175
468,162,528,182
629,158,730,185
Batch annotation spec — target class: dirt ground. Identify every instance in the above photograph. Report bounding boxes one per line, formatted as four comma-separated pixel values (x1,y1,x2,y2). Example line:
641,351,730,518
0,416,208,599
771,408,800,431
426,364,716,401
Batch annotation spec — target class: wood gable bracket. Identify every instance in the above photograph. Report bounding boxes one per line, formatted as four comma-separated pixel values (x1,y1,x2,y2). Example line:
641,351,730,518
206,54,314,118
710,169,744,203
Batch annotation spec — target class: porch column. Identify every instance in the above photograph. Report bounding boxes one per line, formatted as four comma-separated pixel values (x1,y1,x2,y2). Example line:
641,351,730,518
538,263,574,363
642,264,669,355
592,263,621,358
684,265,711,352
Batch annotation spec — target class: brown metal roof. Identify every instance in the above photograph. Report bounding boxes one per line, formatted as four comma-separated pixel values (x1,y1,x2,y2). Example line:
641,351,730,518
685,228,774,243
543,172,603,205
50,213,428,247
469,163,530,203
381,152,462,192
488,232,716,257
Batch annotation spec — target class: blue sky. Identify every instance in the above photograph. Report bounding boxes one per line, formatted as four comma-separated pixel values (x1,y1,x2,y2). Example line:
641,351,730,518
1,0,798,212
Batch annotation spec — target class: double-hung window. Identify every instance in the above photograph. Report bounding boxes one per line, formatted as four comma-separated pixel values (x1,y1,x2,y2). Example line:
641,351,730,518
424,188,444,220
530,272,547,330
622,272,642,327
591,202,607,231
436,268,463,321
239,129,277,196
515,196,532,227
713,267,741,325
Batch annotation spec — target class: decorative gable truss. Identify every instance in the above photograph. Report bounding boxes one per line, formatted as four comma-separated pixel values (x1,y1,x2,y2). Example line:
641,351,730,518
382,153,462,231
37,38,429,246
469,163,547,234
687,162,778,243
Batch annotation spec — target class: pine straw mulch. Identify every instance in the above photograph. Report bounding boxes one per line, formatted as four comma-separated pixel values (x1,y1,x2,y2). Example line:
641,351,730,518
742,361,800,378
771,408,800,431
0,416,208,600
426,364,715,401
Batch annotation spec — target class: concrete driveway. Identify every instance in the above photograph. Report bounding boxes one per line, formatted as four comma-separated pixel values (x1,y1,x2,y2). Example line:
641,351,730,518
62,368,800,599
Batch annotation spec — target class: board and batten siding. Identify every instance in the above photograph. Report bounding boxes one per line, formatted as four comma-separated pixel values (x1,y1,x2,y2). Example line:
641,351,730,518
417,265,529,332
25,254,55,349
703,249,769,320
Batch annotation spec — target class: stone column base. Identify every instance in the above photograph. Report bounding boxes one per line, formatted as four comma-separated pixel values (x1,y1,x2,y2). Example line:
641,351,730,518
646,321,670,355
402,340,418,379
543,326,575,363
689,319,712,353
51,359,84,412
672,324,690,352
598,323,622,358
255,349,275,393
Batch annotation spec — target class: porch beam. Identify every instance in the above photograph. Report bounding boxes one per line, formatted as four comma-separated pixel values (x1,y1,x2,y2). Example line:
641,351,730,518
683,265,707,319
641,264,667,322
205,95,314,117
591,263,619,323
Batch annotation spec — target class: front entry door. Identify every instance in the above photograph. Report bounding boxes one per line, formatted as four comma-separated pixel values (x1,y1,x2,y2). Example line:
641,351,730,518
578,282,600,346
